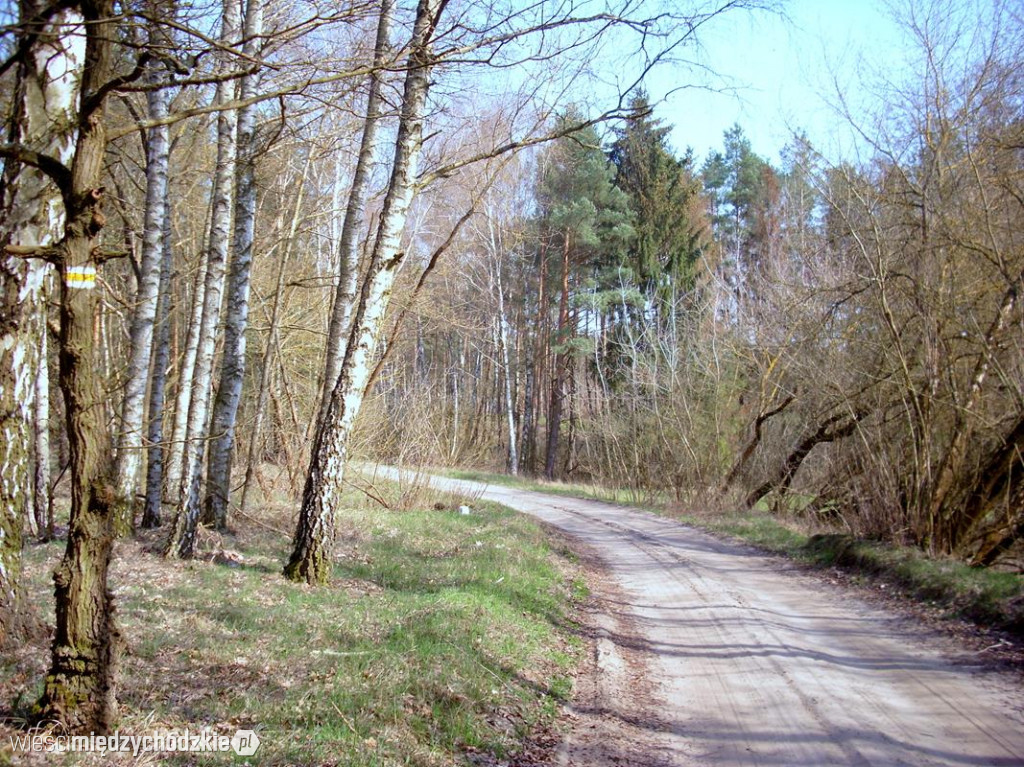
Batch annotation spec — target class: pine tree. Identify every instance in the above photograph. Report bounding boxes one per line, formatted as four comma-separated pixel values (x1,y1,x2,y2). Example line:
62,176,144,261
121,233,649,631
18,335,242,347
537,113,633,478
701,124,779,308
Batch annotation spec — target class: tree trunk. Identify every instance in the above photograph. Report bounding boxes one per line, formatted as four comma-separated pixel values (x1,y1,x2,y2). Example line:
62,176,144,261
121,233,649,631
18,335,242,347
722,393,795,492
203,0,264,530
745,410,863,509
165,0,241,558
286,0,443,585
162,235,206,502
317,0,394,427
496,268,518,475
545,235,570,480
955,416,1024,562
141,193,173,528
32,294,52,538
111,55,172,534
36,0,122,733
0,2,85,647
928,277,1019,552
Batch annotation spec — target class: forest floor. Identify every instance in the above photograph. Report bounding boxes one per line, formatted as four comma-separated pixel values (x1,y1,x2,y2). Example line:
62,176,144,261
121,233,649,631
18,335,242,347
0,478,586,766
370,466,1024,766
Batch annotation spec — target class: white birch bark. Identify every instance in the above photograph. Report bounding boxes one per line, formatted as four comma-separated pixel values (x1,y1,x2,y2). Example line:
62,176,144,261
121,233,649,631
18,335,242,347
111,58,171,531
203,0,264,529
495,266,518,475
163,241,206,500
142,193,173,527
32,301,51,535
0,4,84,642
285,0,442,584
166,0,241,558
317,0,394,427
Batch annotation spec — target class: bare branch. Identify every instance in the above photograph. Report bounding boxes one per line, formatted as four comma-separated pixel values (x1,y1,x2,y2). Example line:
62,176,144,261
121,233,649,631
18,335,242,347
0,143,73,201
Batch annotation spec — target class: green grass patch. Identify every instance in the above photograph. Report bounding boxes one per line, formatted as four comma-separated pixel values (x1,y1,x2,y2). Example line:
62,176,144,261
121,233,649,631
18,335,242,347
1,482,584,766
800,534,1024,629
672,509,1023,631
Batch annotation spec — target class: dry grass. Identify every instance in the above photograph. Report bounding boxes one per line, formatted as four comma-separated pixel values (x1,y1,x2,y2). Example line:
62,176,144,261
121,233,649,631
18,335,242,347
1,474,584,766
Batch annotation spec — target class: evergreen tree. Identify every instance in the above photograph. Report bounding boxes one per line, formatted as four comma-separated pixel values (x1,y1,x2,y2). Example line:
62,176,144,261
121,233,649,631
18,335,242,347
609,93,706,306
702,124,779,306
536,112,633,478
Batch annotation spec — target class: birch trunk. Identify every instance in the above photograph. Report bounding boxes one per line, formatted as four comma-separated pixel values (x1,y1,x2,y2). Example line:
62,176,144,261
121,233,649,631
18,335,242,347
545,236,571,479
111,57,171,533
285,0,442,585
317,0,394,427
32,296,52,537
203,0,264,530
0,2,84,646
495,268,518,475
165,0,241,558
141,194,173,528
163,238,206,501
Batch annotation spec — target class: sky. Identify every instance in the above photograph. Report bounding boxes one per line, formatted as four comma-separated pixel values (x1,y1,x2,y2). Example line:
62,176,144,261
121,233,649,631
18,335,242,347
643,0,907,166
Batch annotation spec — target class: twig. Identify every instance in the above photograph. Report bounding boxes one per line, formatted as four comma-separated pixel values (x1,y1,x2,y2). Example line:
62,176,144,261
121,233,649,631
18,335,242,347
230,505,292,538
329,700,359,736
342,476,391,509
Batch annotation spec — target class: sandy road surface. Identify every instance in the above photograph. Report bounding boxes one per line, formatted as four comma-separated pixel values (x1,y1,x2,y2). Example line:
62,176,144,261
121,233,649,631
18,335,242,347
371,468,1024,766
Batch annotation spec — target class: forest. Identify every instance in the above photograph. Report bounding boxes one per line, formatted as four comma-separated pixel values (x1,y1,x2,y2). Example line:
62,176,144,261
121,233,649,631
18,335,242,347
0,0,1022,748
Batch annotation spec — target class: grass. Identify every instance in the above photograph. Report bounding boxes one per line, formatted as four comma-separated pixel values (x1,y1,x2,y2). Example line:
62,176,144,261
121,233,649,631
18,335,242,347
1,477,584,766
445,467,1024,635
672,507,1022,630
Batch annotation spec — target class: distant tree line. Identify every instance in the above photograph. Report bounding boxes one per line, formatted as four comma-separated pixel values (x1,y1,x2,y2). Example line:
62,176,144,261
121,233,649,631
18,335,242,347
364,1,1024,572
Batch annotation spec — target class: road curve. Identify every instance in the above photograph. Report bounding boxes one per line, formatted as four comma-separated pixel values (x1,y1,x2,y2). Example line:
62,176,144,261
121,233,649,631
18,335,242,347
371,467,1024,766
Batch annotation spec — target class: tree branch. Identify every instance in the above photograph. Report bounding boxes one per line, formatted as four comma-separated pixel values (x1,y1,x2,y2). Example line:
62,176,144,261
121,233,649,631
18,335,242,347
4,244,62,262
0,143,73,201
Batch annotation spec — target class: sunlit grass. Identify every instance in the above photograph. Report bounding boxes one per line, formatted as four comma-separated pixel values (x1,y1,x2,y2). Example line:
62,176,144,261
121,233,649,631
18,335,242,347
1,481,584,766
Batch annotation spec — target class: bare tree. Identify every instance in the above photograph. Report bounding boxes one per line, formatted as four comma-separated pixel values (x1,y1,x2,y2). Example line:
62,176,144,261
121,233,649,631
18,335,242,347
111,7,175,533
203,0,266,530
165,0,242,558
286,0,444,584
317,0,395,426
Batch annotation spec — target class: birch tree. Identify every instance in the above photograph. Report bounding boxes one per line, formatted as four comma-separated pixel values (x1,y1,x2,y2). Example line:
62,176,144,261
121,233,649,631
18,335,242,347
31,290,51,538
111,9,174,533
141,196,172,528
317,0,394,426
0,0,84,646
165,0,241,558
285,0,444,584
203,0,264,530
162,240,206,503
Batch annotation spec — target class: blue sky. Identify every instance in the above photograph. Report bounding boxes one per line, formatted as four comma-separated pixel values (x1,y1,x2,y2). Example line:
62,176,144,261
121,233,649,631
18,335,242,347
645,0,905,165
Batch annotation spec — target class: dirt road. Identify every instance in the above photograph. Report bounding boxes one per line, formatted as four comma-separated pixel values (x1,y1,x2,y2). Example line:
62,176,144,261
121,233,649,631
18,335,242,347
374,468,1024,765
